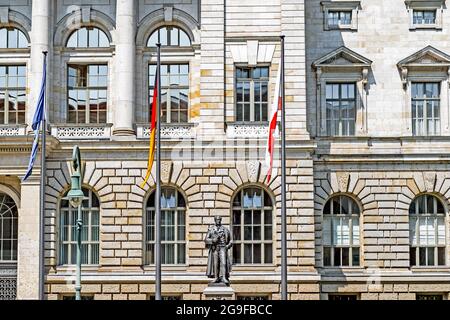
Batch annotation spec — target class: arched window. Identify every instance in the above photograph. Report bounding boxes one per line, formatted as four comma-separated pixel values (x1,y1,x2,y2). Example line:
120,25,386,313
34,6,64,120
147,26,191,47
409,194,446,266
0,193,18,262
0,27,28,49
145,187,186,265
66,27,109,48
323,195,360,267
59,188,100,265
232,187,273,264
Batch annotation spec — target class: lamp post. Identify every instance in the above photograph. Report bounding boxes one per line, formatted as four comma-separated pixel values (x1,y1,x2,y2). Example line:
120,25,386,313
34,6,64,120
66,146,85,301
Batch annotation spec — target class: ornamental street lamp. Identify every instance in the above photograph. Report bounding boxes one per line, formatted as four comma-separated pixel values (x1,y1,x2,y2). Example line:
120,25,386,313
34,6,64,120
65,146,85,301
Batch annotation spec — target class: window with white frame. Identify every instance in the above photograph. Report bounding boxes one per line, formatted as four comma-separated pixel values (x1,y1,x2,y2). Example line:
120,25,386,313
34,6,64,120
321,1,360,31
147,26,191,47
323,195,360,267
0,193,18,262
235,66,269,123
145,187,186,265
232,187,273,265
0,66,26,125
67,64,108,124
0,27,28,49
413,10,437,25
325,83,357,136
327,11,353,27
59,188,100,265
406,0,445,29
67,27,109,48
411,82,441,136
409,194,446,267
149,64,189,124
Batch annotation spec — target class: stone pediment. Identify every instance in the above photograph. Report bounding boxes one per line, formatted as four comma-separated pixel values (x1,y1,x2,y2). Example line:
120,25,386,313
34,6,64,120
398,46,450,68
312,46,372,69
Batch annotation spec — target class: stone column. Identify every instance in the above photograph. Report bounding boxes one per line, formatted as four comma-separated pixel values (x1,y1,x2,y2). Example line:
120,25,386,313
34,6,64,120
16,179,41,300
28,0,51,128
114,0,136,136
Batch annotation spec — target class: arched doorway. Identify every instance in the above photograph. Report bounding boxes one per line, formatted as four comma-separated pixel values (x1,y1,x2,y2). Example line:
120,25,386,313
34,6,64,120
0,192,18,300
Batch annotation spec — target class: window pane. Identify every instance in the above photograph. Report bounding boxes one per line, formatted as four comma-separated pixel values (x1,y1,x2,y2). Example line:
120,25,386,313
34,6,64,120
264,244,273,264
323,247,331,266
333,248,341,266
180,30,191,46
342,247,349,266
352,248,360,266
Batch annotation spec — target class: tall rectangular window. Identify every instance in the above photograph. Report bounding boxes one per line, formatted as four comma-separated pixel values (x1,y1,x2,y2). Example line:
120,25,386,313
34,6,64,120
149,64,189,124
326,83,356,136
411,82,440,136
236,66,269,123
413,10,437,25
145,188,186,265
0,66,26,125
68,65,108,124
328,11,353,27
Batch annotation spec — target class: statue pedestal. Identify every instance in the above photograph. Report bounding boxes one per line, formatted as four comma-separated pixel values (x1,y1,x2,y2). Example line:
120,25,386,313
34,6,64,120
203,284,235,300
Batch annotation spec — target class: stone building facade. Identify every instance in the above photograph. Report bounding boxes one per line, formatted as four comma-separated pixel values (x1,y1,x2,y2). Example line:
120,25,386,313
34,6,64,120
0,0,448,301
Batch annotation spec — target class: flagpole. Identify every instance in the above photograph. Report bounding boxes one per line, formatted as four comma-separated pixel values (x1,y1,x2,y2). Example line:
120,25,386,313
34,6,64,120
155,43,162,301
39,51,48,300
280,35,288,301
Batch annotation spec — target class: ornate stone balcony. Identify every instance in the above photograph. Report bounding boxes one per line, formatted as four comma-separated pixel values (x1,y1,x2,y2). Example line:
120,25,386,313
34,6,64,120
136,123,196,140
51,124,113,141
0,125,27,137
226,122,270,139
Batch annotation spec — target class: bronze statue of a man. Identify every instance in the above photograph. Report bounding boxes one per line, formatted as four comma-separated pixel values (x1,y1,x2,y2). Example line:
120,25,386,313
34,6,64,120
205,216,233,286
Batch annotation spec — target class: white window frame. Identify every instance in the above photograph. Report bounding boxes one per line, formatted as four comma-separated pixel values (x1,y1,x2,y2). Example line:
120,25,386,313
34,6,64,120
321,1,361,31
398,46,450,136
406,0,445,30
66,63,109,125
58,53,113,125
231,187,274,266
0,26,29,135
409,194,447,267
0,193,18,263
138,45,195,125
322,195,362,268
410,81,442,136
400,70,449,137
317,72,367,137
234,65,271,124
144,187,187,266
58,188,100,266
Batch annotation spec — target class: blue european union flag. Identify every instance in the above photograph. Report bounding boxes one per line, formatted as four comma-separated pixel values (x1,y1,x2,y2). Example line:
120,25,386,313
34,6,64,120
23,55,47,182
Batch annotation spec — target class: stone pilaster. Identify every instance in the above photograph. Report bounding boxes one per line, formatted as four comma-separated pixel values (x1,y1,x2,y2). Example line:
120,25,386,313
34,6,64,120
16,179,41,300
29,0,51,129
281,0,309,141
114,0,136,136
199,0,225,138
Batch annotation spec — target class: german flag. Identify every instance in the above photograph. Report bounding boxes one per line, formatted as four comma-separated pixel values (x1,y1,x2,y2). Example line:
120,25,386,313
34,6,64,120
141,69,159,188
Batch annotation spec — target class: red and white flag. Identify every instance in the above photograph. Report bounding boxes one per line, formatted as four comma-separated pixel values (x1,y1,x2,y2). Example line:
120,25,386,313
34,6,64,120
265,58,283,183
